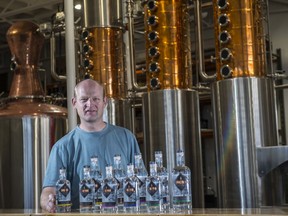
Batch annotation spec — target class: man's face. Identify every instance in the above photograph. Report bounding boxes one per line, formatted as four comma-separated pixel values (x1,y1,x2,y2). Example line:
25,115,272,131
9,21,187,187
72,82,107,124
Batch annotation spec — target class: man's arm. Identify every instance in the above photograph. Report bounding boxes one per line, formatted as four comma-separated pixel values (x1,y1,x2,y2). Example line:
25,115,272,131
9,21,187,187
40,187,56,212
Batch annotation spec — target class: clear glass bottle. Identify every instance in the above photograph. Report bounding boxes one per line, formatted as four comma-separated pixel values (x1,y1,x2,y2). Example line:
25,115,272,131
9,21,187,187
90,155,103,212
79,165,95,213
55,167,71,212
172,149,192,212
101,165,118,213
146,161,162,213
123,163,139,213
113,154,125,212
134,153,147,212
155,150,170,212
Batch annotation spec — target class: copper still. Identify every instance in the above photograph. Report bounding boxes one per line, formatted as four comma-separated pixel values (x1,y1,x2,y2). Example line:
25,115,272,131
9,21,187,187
0,21,67,209
144,0,192,90
142,0,204,208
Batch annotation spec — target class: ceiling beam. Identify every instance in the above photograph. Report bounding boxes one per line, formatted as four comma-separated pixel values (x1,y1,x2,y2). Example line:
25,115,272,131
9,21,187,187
0,0,62,18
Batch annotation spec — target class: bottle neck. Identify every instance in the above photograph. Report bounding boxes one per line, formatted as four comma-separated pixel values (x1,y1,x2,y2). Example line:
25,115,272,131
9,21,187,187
149,162,157,176
106,166,113,178
176,153,184,166
135,154,143,169
90,157,100,171
59,170,66,180
113,155,122,170
176,151,185,166
127,164,134,177
155,153,163,168
84,169,90,179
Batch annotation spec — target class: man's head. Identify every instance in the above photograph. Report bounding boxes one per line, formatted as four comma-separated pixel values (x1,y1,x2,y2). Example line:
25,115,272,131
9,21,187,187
72,79,107,128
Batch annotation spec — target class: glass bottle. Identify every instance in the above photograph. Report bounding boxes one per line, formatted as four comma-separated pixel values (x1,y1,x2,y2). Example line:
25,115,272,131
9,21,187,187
55,167,71,212
134,153,148,212
123,163,139,213
101,165,118,213
172,149,192,212
146,161,162,213
90,155,103,212
79,165,95,213
155,150,170,212
113,154,125,212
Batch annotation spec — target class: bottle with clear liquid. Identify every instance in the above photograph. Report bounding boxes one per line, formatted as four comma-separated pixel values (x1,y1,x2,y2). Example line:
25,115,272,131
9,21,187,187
134,153,147,212
113,154,125,212
101,165,118,213
55,167,71,212
172,149,192,212
123,163,140,213
90,155,103,212
155,150,170,212
79,165,95,213
146,161,162,213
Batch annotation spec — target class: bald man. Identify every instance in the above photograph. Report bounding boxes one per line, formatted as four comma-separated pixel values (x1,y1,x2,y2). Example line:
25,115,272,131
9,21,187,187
40,79,141,212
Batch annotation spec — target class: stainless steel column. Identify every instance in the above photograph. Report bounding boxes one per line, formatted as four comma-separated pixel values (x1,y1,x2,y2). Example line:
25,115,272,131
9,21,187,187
142,89,204,208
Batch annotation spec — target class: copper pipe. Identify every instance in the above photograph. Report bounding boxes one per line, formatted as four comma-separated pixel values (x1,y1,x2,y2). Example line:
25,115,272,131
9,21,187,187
194,0,216,83
126,0,147,92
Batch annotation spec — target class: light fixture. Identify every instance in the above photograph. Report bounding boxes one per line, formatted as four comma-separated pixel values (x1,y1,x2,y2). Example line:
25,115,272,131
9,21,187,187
75,3,81,10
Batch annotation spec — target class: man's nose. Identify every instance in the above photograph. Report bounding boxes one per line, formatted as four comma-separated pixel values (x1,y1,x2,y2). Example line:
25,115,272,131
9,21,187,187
86,98,95,105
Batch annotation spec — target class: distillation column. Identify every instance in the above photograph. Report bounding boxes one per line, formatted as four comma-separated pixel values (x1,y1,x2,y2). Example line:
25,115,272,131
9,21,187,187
142,0,204,208
211,0,288,208
82,0,132,128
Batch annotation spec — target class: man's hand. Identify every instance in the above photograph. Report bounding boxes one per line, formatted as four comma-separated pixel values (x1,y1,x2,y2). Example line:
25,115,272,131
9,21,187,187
40,187,56,213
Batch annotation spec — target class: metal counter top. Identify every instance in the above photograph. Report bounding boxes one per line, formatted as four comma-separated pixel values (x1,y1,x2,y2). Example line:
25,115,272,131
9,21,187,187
1,207,288,215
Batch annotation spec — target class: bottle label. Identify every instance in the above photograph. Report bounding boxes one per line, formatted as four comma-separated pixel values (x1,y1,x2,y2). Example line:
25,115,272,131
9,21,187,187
147,181,158,196
79,183,94,203
124,182,136,197
172,173,191,203
59,183,70,197
146,180,160,202
102,183,117,205
80,184,91,198
102,184,112,198
175,173,188,191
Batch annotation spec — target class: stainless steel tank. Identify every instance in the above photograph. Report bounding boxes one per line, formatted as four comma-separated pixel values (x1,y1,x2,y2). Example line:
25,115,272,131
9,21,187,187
142,89,203,208
0,21,68,209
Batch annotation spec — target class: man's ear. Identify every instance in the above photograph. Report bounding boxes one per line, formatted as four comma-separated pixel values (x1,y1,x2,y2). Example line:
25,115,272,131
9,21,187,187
72,97,76,107
103,96,107,106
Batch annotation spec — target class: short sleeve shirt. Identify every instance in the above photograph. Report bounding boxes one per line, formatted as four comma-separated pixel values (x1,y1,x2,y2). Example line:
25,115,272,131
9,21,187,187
42,123,141,209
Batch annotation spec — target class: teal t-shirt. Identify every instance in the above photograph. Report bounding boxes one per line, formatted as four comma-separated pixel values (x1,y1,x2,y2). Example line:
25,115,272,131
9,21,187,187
42,123,141,209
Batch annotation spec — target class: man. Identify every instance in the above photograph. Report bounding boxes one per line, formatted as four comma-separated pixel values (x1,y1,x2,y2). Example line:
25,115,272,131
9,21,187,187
40,79,141,212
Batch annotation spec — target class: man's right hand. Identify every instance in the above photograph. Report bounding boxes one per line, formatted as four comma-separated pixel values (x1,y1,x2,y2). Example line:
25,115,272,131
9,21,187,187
40,187,56,213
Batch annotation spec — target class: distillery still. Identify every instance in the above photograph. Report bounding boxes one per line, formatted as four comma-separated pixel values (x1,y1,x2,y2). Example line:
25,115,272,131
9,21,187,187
0,0,288,213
